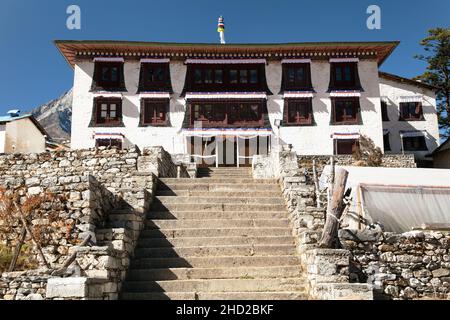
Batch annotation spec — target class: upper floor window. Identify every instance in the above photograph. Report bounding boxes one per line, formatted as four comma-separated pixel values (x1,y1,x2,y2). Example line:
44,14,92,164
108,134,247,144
183,63,271,94
138,63,172,92
403,136,427,151
91,62,126,92
281,63,313,92
381,100,389,121
89,97,124,127
283,99,313,126
331,97,361,125
329,62,362,91
140,99,170,126
399,102,423,121
188,100,266,127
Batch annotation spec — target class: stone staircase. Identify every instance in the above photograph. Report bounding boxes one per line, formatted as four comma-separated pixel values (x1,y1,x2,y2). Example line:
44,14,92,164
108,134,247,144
120,167,308,300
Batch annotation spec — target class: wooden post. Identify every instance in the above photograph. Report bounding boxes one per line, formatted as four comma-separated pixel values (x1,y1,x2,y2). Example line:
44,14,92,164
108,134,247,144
13,203,50,269
312,160,321,208
51,234,92,276
319,167,349,248
8,226,26,272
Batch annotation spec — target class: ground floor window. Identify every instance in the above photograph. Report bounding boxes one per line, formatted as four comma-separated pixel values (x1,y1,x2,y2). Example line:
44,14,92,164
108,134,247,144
334,139,359,155
403,136,427,151
383,133,391,151
95,138,122,149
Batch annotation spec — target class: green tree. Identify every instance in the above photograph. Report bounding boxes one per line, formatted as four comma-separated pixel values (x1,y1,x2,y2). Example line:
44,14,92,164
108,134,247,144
414,27,450,139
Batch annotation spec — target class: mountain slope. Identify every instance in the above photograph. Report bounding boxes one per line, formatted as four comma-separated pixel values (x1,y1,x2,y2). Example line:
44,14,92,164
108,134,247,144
31,89,72,141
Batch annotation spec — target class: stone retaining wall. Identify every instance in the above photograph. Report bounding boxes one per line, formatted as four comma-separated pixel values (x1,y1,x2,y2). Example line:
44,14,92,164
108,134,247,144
0,145,185,300
340,229,450,300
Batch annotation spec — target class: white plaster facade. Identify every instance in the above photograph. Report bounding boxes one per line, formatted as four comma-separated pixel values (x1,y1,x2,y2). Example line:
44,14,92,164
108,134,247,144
70,56,439,162
379,76,439,160
0,124,5,153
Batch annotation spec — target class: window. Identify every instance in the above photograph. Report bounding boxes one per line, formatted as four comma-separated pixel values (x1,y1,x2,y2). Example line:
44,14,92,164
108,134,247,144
331,98,360,124
96,139,122,149
282,64,312,91
381,100,389,121
400,102,423,121
184,64,267,93
284,99,313,125
383,133,391,151
335,139,359,155
189,100,265,127
140,99,169,126
90,98,123,127
138,63,172,92
403,136,427,151
92,62,125,91
329,62,361,90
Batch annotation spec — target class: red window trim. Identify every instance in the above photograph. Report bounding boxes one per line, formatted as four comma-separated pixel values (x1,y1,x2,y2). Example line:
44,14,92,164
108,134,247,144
140,98,170,126
284,98,313,125
331,97,360,125
91,97,123,127
188,99,265,127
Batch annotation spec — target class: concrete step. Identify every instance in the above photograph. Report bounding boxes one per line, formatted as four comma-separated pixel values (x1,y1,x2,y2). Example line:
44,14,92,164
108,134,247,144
148,211,289,220
134,244,296,258
120,291,308,300
130,255,301,268
159,178,277,184
150,203,287,212
137,235,296,248
127,266,302,281
139,227,292,238
158,183,279,191
145,219,290,229
154,196,285,205
155,190,282,197
122,278,307,293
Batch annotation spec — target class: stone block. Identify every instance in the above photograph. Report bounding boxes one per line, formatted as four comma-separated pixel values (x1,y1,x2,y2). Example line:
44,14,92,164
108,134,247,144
46,277,88,298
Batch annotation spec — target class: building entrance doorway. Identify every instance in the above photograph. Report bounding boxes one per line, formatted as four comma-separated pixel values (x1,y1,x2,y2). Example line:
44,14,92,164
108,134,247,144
186,134,271,167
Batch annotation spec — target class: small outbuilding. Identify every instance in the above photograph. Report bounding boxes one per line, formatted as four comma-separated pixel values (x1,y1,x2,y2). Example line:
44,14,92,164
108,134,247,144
431,137,450,168
0,110,48,154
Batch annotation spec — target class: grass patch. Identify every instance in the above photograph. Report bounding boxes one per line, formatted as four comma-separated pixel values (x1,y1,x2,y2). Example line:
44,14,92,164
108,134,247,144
0,243,38,273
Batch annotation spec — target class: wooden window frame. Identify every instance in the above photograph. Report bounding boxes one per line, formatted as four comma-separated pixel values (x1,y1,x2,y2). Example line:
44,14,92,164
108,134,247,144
331,97,361,125
91,62,126,92
185,64,268,93
334,139,359,155
403,136,428,151
283,98,313,126
329,62,362,91
95,138,123,149
89,97,124,127
399,102,424,121
140,99,170,127
138,63,172,92
282,63,313,91
188,99,266,128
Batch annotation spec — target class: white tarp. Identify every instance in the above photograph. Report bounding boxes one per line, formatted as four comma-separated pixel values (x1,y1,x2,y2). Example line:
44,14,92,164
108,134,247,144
319,166,450,233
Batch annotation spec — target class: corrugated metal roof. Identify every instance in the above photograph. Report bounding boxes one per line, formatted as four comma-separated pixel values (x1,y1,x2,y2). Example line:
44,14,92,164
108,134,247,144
0,114,33,123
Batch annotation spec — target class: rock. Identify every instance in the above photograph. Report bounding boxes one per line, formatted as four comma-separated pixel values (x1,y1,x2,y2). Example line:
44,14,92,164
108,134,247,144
380,252,396,262
378,244,394,252
402,287,418,299
432,268,450,278
23,293,44,300
409,278,422,288
339,229,381,242
27,186,42,196
413,269,432,278
402,231,424,239
384,285,399,297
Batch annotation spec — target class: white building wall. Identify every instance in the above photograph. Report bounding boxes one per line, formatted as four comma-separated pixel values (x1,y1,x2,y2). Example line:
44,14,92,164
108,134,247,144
379,77,439,159
268,59,384,155
71,57,438,159
71,59,187,153
0,124,5,153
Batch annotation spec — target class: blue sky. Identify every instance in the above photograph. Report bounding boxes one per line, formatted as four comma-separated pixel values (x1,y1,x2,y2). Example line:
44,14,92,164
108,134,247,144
0,0,448,114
